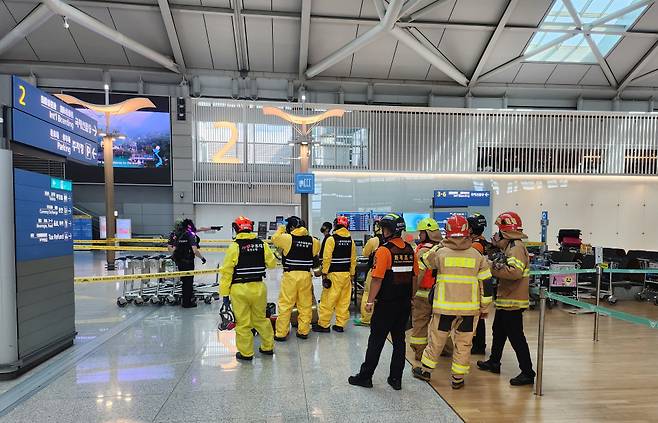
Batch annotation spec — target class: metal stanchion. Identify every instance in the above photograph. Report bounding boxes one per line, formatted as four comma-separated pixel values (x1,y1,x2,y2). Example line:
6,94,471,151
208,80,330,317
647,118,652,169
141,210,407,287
535,287,547,396
593,265,602,342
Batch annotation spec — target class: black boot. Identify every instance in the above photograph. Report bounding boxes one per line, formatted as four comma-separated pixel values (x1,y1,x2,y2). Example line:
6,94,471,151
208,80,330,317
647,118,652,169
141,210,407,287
235,352,253,361
312,323,330,333
387,376,402,391
477,360,501,374
412,367,431,382
332,325,344,333
510,373,534,386
274,335,287,342
348,374,373,388
296,332,308,340
259,347,274,356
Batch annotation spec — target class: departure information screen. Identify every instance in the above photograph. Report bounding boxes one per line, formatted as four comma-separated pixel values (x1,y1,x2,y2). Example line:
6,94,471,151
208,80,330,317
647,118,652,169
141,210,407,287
14,169,73,262
337,212,371,232
433,190,491,208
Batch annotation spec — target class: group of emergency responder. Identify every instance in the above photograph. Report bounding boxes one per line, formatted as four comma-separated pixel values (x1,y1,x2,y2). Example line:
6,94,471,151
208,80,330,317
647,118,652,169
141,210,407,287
172,210,535,389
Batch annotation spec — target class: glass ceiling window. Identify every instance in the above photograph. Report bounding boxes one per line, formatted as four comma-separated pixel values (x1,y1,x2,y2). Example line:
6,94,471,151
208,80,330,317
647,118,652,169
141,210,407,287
525,0,649,63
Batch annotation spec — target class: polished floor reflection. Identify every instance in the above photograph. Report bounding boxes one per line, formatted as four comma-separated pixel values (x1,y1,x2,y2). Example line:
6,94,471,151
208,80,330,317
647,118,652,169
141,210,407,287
0,252,460,423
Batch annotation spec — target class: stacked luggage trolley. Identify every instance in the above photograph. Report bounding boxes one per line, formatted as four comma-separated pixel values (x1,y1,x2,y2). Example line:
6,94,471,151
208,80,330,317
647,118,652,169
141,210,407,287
115,255,220,307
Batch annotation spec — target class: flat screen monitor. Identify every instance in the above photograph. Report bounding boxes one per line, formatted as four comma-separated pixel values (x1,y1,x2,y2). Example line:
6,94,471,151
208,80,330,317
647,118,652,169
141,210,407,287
403,213,430,232
64,92,171,185
337,212,370,232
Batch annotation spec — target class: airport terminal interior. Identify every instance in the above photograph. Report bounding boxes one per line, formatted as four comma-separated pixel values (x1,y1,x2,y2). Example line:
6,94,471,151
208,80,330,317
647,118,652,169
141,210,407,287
2,0,658,422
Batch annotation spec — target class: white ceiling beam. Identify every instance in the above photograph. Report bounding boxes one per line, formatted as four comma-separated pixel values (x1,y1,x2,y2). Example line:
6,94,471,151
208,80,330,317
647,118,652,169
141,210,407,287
406,0,451,22
298,0,311,79
479,0,656,83
391,27,468,85
305,0,404,79
157,0,186,73
0,4,53,56
230,0,249,71
562,0,616,87
396,0,434,20
23,0,658,38
43,0,179,73
469,0,519,87
618,40,658,94
8,59,658,97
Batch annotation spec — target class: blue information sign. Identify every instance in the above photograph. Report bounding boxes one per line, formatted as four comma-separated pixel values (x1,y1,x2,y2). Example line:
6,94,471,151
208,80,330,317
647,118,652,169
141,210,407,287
295,173,315,194
433,211,468,232
73,216,93,241
14,169,73,262
12,109,99,165
12,76,98,141
337,212,371,232
433,190,491,208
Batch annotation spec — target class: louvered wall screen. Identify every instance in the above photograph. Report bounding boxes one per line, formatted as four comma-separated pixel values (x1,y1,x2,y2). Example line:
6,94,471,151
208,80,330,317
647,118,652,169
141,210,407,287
193,100,658,204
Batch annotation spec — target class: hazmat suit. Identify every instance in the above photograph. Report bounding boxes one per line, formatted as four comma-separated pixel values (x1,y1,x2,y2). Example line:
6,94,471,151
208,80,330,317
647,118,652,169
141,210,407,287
315,227,357,331
220,231,278,358
272,225,321,338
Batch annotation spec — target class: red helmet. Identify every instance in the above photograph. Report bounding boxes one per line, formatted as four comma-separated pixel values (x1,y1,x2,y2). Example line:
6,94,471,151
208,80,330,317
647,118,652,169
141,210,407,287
445,215,470,238
232,216,254,233
495,212,523,232
334,215,349,229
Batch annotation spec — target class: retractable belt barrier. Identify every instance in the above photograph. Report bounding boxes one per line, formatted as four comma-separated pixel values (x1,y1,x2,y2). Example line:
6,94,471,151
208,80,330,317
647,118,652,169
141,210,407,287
73,245,228,253
531,267,658,397
73,238,270,244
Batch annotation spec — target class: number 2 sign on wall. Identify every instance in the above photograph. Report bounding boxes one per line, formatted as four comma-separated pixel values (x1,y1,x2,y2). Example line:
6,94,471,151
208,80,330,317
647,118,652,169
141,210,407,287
211,121,241,164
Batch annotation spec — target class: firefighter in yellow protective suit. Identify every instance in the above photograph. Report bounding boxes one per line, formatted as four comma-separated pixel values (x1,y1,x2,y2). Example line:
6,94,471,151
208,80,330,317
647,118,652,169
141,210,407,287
220,216,278,361
354,221,382,327
477,212,536,386
313,215,357,333
409,217,445,361
272,216,321,341
412,215,492,389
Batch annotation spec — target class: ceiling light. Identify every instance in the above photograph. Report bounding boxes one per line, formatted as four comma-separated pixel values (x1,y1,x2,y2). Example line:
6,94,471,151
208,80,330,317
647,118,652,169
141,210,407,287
63,17,69,29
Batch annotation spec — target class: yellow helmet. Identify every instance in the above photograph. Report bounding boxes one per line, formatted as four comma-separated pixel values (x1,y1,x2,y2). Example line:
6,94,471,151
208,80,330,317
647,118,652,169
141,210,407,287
417,217,439,232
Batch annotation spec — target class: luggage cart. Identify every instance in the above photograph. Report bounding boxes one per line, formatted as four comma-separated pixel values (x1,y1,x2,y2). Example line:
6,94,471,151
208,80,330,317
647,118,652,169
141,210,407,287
634,259,658,305
352,257,369,307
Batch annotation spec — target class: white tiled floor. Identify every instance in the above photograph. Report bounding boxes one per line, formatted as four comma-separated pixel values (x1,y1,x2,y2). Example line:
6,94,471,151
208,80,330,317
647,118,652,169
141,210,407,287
0,252,461,423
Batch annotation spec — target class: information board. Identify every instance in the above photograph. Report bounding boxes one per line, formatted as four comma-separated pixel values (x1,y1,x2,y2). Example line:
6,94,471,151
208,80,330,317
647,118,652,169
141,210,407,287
433,190,491,208
14,169,73,262
73,216,92,240
337,212,371,232
12,109,99,165
404,213,430,232
12,76,98,141
295,173,315,194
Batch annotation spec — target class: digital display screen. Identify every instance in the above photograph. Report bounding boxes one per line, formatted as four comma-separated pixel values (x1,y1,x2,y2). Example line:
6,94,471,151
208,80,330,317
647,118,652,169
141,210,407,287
73,216,92,240
337,212,371,232
403,213,430,232
64,92,171,185
433,190,491,208
371,211,403,222
14,169,73,261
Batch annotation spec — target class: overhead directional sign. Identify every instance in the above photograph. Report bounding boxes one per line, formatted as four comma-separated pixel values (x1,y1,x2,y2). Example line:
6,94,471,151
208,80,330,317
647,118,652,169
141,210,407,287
433,190,491,208
12,76,98,141
12,109,99,165
295,172,315,194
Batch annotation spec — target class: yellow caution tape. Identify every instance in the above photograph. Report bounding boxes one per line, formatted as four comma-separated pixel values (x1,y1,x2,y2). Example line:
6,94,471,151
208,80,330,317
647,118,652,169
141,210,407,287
75,267,223,283
74,238,269,244
73,245,227,253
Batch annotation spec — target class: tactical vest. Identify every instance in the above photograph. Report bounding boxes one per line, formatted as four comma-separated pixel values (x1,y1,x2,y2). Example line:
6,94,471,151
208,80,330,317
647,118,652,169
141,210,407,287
233,238,267,283
473,237,490,255
328,234,353,272
282,235,314,272
173,230,195,263
377,241,415,302
416,242,439,290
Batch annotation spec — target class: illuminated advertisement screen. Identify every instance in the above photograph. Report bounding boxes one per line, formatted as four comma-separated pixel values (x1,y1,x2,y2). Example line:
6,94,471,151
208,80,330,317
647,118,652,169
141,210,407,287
64,92,171,185
403,213,430,232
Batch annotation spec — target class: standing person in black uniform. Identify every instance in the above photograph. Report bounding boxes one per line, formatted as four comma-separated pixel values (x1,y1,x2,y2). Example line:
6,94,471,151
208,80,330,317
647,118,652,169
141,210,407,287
318,221,333,258
172,219,207,308
348,213,417,391
468,213,491,355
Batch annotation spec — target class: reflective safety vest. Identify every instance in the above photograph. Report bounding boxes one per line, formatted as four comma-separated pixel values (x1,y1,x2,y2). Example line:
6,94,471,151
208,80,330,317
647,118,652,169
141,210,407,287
233,238,267,283
416,242,438,290
433,251,492,316
282,235,314,272
328,234,352,272
377,241,414,302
